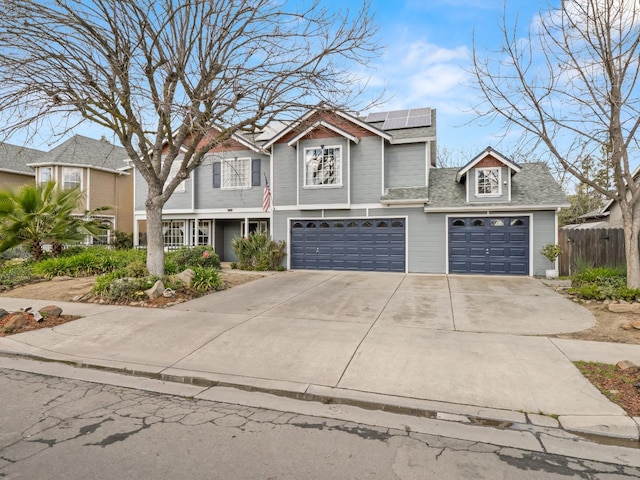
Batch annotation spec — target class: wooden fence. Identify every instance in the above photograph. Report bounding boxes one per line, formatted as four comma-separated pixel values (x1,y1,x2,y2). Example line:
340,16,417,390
558,228,626,276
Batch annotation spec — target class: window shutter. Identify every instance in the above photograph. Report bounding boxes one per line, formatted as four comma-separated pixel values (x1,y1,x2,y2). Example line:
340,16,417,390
212,162,221,188
251,158,261,187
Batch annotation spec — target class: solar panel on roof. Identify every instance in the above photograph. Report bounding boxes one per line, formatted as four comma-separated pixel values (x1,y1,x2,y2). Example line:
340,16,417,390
382,117,410,130
406,115,431,127
365,111,388,122
409,107,431,117
387,109,409,119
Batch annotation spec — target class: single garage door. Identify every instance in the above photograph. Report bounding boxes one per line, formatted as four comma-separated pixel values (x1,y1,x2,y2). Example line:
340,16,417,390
448,216,529,275
290,218,405,272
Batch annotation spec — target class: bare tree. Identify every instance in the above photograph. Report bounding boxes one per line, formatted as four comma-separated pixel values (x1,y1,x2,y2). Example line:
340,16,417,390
0,0,379,275
472,0,640,287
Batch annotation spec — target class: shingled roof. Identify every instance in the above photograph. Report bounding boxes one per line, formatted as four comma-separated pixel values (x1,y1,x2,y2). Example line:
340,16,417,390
424,162,569,210
0,143,45,176
28,135,129,173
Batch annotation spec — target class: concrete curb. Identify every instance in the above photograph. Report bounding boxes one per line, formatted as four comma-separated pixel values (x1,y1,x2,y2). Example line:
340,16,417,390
0,349,638,446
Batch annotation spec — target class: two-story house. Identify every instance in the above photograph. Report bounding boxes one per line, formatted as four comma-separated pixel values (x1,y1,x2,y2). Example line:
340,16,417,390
133,106,568,276
0,142,44,190
28,135,134,242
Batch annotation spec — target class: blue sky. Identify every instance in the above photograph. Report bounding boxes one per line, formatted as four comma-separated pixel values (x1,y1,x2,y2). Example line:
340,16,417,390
358,0,541,160
22,1,543,160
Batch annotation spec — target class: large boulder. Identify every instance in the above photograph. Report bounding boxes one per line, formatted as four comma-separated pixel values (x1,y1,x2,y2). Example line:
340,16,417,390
145,280,165,299
39,305,63,318
173,269,195,287
2,312,31,333
0,308,9,321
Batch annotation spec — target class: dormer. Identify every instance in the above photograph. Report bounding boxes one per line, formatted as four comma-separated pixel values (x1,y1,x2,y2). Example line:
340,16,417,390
455,147,522,203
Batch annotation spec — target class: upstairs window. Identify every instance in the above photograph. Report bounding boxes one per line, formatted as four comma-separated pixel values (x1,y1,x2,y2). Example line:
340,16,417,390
304,146,341,187
476,168,501,196
222,157,251,190
39,167,52,184
62,167,82,190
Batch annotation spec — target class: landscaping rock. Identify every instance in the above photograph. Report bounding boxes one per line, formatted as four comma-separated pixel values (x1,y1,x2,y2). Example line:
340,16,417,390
632,321,640,330
0,308,9,320
39,305,62,318
51,276,74,282
145,280,165,299
2,312,31,333
616,360,637,372
174,269,195,286
608,303,635,313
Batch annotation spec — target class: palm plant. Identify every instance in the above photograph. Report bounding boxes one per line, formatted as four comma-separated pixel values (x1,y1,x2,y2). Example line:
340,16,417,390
0,182,107,261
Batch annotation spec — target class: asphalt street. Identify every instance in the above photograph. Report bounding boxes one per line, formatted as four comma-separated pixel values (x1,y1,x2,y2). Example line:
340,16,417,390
1,367,639,479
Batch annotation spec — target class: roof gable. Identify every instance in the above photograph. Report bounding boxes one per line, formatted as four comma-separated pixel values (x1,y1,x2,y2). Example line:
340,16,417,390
455,147,522,183
264,107,391,147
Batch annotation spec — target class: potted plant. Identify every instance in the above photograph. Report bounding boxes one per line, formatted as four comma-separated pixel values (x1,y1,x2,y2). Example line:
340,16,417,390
540,243,562,279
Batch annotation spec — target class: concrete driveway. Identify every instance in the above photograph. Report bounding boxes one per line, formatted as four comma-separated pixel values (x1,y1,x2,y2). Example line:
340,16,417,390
177,270,595,335
3,270,638,434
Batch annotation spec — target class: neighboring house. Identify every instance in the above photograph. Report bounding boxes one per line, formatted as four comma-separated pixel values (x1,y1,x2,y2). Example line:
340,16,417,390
0,142,45,189
28,135,134,243
133,106,568,276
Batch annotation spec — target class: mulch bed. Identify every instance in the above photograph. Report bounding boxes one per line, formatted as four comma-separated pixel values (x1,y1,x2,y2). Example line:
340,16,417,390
0,314,81,337
575,361,640,417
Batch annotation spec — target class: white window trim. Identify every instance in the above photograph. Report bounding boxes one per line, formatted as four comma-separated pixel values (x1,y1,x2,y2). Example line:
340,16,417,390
475,167,502,197
303,145,343,188
221,157,252,190
62,167,83,190
39,166,53,185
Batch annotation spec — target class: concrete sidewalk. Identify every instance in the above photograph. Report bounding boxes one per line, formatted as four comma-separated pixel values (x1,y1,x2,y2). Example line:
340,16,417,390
0,271,639,441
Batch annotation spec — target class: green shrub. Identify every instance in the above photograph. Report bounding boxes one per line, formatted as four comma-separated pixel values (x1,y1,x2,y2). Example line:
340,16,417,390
0,260,39,288
231,232,286,271
569,266,639,301
100,276,159,302
125,260,148,278
190,267,224,293
111,231,134,250
165,246,220,270
33,247,146,278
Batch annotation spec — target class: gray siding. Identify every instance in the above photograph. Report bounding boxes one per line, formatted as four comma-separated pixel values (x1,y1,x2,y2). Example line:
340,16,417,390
385,143,427,189
272,143,297,207
298,136,348,206
351,136,383,204
195,151,269,210
467,166,511,204
532,210,557,275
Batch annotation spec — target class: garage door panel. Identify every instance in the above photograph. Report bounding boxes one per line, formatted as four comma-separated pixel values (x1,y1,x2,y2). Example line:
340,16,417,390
291,218,405,272
449,216,529,275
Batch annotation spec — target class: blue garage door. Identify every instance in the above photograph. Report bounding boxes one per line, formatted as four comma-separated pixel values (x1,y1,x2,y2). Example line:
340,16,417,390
448,216,529,275
290,218,406,272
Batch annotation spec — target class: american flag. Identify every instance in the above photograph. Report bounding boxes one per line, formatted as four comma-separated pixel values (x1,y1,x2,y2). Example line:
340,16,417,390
262,175,271,212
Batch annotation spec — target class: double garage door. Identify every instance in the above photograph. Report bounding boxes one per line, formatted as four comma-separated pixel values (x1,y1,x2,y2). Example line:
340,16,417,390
448,216,530,275
290,218,405,272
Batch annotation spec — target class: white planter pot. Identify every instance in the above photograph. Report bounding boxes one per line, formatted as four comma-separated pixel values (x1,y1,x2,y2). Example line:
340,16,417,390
545,269,559,279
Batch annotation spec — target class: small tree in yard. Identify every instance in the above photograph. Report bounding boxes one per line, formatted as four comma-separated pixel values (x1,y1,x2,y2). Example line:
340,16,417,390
0,0,380,276
472,0,640,287
0,182,106,261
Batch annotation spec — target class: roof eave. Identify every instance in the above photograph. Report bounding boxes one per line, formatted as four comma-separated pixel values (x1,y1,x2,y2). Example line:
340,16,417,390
424,203,570,213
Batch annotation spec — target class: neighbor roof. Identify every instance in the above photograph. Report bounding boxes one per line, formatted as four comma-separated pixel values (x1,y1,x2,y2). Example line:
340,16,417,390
28,135,129,173
425,162,569,211
0,143,45,176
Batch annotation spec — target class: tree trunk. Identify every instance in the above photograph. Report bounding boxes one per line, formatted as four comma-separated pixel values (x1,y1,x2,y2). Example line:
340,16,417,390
622,205,640,289
146,198,165,277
